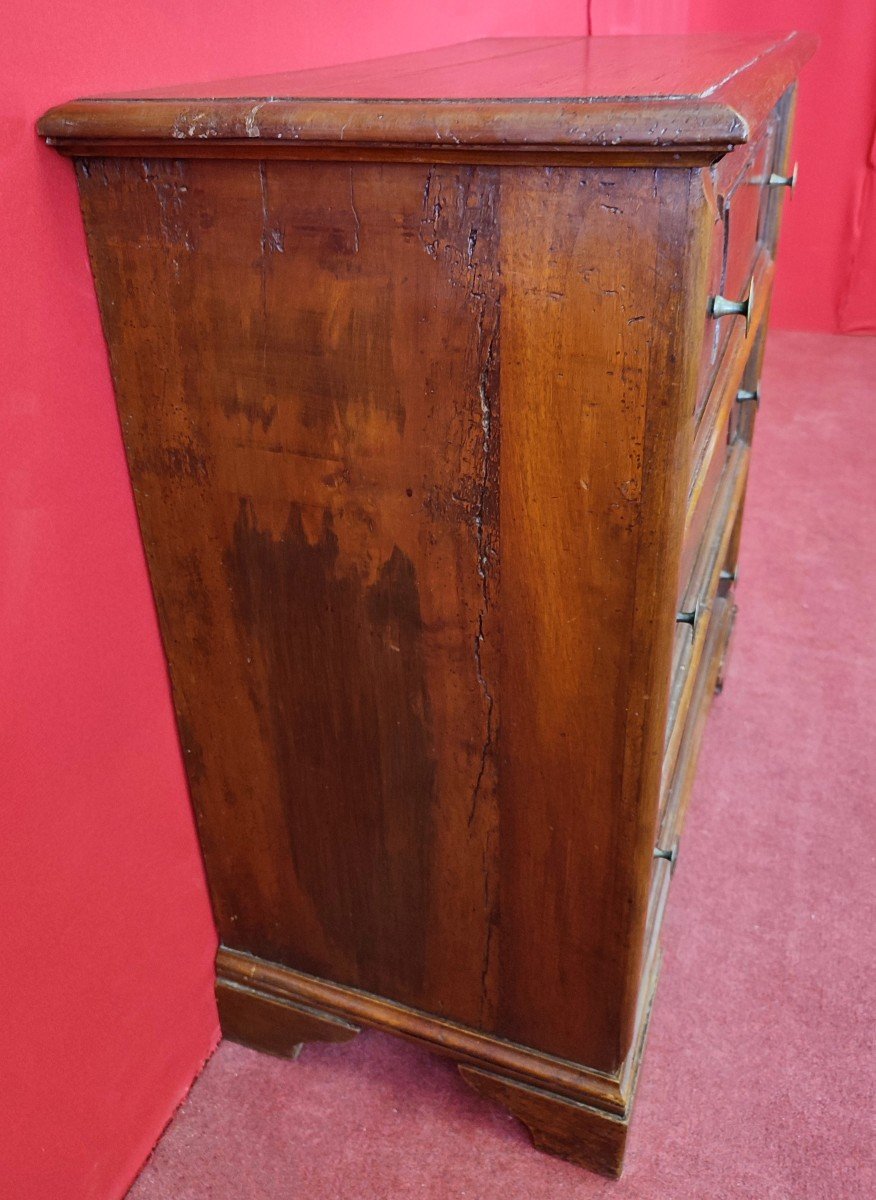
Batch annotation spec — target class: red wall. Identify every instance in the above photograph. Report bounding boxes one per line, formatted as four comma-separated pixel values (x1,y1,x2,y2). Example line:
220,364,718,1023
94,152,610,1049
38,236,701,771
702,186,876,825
2,4,869,1198
592,0,876,331
685,1,876,331
1,5,588,1199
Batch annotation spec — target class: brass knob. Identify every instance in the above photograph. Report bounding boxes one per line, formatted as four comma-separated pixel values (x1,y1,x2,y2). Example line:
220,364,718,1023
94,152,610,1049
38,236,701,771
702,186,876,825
710,276,755,336
653,843,679,874
676,600,704,635
767,162,798,195
719,566,739,598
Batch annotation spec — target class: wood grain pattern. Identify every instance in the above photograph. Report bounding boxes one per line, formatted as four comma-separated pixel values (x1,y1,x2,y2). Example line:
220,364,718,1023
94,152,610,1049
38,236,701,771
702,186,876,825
39,34,811,1177
217,946,632,1114
77,157,509,1022
217,980,359,1059
74,156,706,1073
494,164,709,1068
460,1066,631,1178
658,596,737,850
458,925,661,1179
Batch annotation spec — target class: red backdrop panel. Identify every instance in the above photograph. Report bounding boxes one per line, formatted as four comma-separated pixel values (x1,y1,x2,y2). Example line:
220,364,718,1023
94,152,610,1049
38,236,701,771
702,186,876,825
696,0,873,332
839,125,876,332
0,6,587,1199
593,0,876,332
685,1,876,331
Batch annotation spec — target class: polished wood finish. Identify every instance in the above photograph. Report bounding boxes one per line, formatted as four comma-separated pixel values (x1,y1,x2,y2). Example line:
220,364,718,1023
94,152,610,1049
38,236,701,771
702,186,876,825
216,981,359,1060
39,34,816,157
39,34,813,1177
459,1068,631,1179
217,946,634,1112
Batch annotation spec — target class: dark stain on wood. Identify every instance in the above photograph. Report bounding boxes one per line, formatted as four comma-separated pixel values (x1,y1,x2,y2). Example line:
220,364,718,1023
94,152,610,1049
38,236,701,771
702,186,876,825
227,499,436,996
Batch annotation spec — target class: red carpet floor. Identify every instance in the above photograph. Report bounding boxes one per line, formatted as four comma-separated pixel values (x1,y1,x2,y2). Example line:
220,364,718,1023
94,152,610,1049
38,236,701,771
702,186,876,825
127,331,875,1200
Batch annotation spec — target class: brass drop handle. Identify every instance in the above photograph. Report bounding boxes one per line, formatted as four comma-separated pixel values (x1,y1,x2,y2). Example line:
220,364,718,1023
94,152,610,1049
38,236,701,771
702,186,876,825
767,162,798,195
710,276,755,336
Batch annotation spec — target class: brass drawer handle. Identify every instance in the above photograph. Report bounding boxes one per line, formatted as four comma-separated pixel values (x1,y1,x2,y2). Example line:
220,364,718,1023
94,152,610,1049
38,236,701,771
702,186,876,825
767,162,798,195
719,566,738,598
710,276,755,336
676,599,705,635
653,843,679,874
736,387,760,407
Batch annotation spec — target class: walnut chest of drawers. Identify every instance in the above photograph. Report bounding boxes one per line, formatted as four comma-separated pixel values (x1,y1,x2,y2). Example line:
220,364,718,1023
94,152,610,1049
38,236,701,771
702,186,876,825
40,33,815,1177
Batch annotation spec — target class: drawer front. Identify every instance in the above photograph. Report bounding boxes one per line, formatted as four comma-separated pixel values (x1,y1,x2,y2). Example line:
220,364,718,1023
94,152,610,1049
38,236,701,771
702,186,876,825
650,590,738,956
723,125,775,306
663,440,749,797
682,316,767,599
641,851,672,988
679,408,731,598
694,114,779,418
696,183,727,411
689,253,773,550
658,595,737,847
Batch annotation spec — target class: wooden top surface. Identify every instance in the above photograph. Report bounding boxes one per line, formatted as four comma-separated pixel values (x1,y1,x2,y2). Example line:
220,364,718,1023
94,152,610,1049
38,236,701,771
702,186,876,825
39,34,816,154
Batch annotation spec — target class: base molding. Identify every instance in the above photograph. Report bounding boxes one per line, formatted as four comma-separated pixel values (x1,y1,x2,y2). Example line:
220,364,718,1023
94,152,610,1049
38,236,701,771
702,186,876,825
217,979,359,1059
216,945,660,1175
459,1065,630,1178
217,946,627,1111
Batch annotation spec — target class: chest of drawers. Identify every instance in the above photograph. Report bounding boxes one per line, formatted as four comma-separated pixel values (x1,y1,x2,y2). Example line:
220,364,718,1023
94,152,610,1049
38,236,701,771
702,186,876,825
40,33,814,1177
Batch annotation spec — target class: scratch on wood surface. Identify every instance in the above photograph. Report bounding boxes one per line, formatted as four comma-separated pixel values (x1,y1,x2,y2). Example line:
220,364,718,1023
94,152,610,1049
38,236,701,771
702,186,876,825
245,102,267,137
469,314,498,830
419,168,441,258
349,168,361,254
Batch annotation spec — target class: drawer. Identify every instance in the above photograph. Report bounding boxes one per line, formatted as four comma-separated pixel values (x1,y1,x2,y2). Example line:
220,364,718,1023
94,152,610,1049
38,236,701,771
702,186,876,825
759,86,799,257
663,440,749,796
658,595,738,847
694,120,777,419
639,851,672,994
681,311,768,598
696,181,726,413
647,589,740,1000
691,249,774,487
679,407,731,598
723,125,775,306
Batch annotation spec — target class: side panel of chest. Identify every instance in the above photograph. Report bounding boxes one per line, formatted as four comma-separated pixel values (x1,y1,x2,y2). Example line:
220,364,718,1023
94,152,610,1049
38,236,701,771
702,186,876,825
77,158,707,1072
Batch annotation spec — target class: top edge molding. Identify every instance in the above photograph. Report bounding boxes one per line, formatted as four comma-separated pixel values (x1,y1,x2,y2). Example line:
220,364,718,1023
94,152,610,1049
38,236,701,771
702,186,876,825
37,33,817,156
